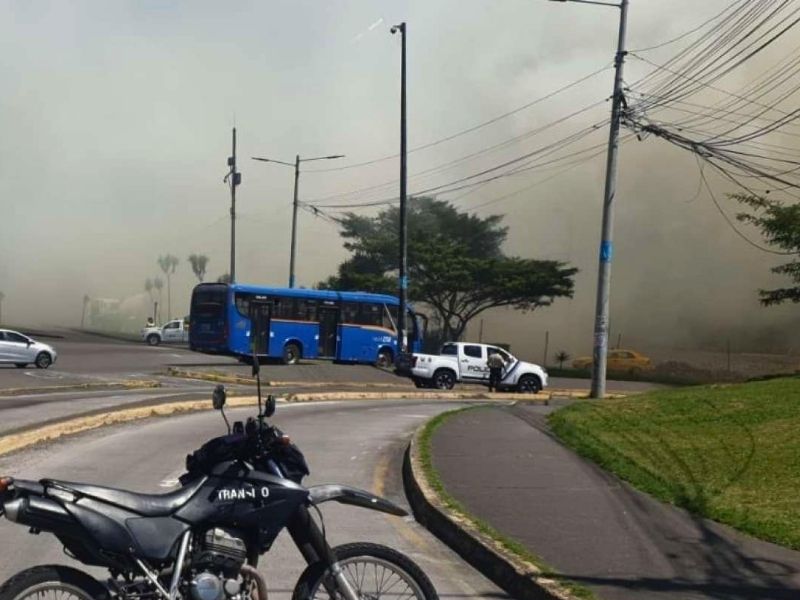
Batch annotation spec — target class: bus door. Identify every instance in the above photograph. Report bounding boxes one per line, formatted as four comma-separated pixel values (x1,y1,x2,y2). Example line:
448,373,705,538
249,301,271,355
317,304,339,358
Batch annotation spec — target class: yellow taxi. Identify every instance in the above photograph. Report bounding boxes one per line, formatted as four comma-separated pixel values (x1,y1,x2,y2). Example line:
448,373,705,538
572,349,653,374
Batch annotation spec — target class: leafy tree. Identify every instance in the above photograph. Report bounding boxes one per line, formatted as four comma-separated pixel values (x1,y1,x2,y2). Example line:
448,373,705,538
555,350,570,369
153,277,164,323
320,197,577,341
217,273,232,284
735,193,800,305
188,254,210,282
157,254,180,319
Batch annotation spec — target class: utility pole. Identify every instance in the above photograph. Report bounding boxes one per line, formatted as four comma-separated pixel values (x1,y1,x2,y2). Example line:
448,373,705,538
252,153,344,288
391,22,409,352
549,0,629,398
290,154,301,289
225,128,241,283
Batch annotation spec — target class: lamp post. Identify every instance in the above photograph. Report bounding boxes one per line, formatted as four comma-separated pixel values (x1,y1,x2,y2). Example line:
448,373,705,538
223,128,241,283
548,0,629,398
391,21,409,352
252,153,344,288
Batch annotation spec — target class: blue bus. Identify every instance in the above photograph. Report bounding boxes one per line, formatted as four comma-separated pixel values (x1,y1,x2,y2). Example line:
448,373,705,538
189,282,423,366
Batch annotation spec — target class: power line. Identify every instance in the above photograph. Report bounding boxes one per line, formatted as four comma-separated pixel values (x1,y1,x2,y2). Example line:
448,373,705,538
303,63,612,173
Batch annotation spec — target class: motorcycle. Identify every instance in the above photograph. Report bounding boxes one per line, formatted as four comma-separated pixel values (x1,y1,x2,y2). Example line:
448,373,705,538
0,356,438,600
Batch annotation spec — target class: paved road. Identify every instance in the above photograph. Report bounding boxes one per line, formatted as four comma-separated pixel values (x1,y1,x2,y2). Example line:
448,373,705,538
432,404,800,600
0,329,665,395
0,400,506,599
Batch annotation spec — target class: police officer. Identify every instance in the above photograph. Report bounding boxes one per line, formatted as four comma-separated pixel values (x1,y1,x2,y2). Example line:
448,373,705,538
487,348,507,392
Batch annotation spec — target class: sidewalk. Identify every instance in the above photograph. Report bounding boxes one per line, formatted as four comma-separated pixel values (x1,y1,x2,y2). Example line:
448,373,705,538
430,403,800,600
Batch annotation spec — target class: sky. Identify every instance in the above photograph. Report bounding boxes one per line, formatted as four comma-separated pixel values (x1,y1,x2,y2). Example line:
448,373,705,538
1,0,798,360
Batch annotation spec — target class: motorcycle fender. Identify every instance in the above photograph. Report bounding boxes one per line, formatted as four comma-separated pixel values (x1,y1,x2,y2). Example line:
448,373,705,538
308,485,407,517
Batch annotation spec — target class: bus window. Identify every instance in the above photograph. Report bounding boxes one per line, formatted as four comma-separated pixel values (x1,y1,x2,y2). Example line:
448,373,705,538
359,303,382,326
383,304,398,331
234,293,251,318
272,297,295,320
341,302,359,324
296,299,317,322
192,286,226,319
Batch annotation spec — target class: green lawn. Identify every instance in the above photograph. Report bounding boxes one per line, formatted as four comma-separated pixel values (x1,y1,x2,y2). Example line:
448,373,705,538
549,377,800,550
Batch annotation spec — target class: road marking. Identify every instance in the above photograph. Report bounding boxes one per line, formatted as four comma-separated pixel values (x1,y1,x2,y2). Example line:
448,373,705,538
372,449,477,594
400,414,430,418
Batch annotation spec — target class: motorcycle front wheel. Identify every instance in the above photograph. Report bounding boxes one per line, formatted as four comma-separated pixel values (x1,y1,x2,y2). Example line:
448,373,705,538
0,566,108,600
292,542,438,600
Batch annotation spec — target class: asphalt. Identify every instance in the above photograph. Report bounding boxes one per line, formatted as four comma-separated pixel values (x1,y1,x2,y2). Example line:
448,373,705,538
431,403,800,600
0,400,508,599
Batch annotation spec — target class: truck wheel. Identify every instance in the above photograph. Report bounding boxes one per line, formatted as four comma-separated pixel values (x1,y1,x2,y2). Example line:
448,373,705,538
147,334,160,346
282,343,301,365
432,369,456,390
517,374,541,394
412,377,428,389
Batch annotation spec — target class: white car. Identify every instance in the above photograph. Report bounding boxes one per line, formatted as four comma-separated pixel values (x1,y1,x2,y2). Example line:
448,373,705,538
410,341,548,392
0,329,58,369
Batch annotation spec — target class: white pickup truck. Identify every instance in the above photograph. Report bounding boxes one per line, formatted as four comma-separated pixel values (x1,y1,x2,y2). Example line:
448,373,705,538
141,319,189,346
409,342,548,392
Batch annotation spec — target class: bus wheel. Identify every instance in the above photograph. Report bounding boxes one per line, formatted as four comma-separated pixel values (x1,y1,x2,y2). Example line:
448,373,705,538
376,349,393,369
283,343,301,365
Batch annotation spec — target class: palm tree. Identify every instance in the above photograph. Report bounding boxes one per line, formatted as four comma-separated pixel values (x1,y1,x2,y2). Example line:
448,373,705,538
216,273,231,284
188,254,209,282
157,255,179,320
555,350,570,370
153,277,164,323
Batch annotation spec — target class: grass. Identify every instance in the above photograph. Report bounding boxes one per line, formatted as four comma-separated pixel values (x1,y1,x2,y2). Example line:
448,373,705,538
419,406,596,600
549,376,800,550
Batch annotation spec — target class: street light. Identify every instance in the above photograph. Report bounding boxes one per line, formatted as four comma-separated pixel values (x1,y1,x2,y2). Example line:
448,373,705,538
391,22,409,353
252,153,345,288
547,0,629,398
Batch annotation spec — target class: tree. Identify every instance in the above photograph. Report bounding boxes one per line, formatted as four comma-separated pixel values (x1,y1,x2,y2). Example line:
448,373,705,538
153,277,164,323
188,254,209,282
157,254,180,320
555,350,570,370
217,273,232,284
735,193,800,305
320,197,578,341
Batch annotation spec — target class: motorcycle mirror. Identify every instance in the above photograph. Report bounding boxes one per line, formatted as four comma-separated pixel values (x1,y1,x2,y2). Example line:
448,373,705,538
212,384,227,410
263,394,276,418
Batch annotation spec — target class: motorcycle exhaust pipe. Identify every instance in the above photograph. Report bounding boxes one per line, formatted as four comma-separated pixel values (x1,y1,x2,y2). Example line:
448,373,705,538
4,496,77,532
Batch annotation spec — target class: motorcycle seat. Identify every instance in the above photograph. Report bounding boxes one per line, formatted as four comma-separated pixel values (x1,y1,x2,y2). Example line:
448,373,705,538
41,476,207,517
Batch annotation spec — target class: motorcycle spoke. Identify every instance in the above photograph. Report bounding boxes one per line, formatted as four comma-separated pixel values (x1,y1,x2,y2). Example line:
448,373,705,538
314,557,425,599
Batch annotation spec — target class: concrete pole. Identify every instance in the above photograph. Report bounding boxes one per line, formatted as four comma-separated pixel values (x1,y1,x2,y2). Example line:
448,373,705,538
590,0,629,399
289,154,300,288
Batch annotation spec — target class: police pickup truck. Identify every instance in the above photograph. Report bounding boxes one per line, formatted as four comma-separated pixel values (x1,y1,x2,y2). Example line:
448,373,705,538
141,319,189,346
409,342,548,392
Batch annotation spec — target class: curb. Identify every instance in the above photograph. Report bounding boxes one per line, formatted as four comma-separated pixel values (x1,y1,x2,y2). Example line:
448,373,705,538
286,390,551,403
166,367,414,389
402,417,578,600
0,396,260,459
0,380,162,397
